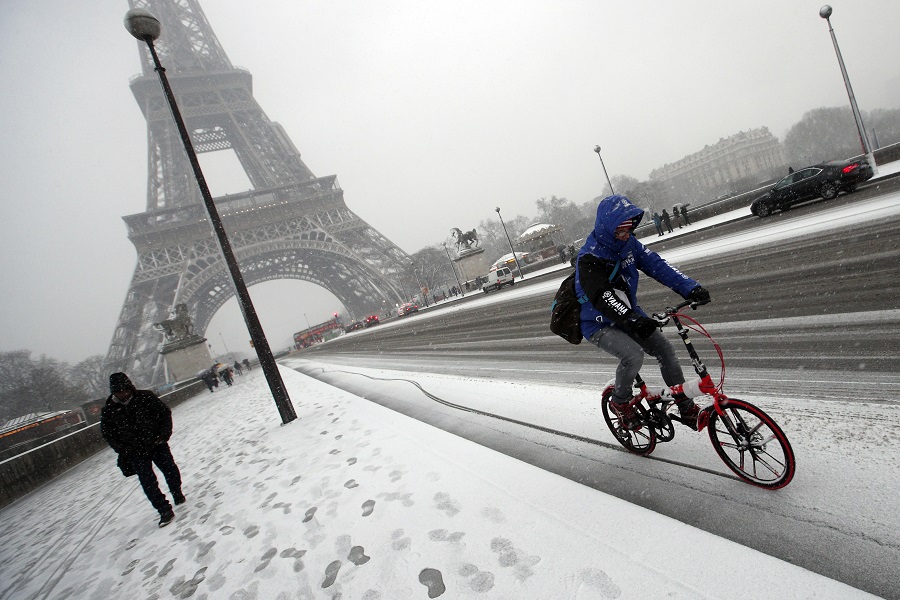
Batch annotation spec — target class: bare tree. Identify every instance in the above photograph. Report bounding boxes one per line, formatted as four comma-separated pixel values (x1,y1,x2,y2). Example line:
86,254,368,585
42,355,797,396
534,195,584,236
784,106,866,166
71,354,109,399
0,351,90,420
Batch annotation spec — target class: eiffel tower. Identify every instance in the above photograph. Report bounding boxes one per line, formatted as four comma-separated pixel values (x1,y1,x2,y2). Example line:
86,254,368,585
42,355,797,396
106,0,412,385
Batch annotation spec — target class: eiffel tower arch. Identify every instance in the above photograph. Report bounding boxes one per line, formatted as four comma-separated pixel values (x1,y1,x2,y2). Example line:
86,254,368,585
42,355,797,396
106,0,413,385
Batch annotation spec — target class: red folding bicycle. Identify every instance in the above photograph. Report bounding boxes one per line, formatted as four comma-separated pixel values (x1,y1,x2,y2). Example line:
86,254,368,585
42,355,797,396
600,299,796,489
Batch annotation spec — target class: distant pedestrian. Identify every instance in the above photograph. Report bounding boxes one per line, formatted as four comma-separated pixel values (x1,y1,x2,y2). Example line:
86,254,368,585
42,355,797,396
242,358,251,371
222,367,234,386
651,212,664,236
661,209,673,233
680,205,691,225
100,372,185,528
201,369,217,392
233,361,243,376
672,206,683,229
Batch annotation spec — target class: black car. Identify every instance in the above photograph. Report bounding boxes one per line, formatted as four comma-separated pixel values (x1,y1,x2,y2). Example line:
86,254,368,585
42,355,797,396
750,159,873,218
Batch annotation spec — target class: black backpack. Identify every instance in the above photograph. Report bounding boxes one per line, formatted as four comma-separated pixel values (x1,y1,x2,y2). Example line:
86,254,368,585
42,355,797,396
549,259,620,345
549,271,589,344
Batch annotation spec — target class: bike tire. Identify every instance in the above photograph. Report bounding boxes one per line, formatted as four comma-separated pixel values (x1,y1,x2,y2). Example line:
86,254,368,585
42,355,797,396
707,398,795,489
601,389,657,456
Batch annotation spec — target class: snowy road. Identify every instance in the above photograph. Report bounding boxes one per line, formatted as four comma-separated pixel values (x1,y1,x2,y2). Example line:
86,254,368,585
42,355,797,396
291,184,900,596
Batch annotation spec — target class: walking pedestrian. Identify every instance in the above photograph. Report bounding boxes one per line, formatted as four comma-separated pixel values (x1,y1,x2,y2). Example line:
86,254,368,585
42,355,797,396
680,205,691,225
672,206,683,229
242,358,251,371
100,373,185,527
660,209,673,233
651,212,664,236
201,368,217,392
233,360,243,376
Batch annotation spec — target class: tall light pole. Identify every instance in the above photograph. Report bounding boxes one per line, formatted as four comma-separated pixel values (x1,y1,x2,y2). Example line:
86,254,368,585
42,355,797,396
410,264,429,306
593,145,615,195
494,207,524,279
125,9,296,425
819,5,876,173
219,332,230,360
442,242,464,297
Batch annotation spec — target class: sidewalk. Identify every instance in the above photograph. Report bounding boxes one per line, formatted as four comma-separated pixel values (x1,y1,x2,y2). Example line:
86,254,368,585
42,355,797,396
0,367,874,599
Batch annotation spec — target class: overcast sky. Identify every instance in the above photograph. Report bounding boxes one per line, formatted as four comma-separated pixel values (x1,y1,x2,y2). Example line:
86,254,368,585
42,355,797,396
1,0,898,367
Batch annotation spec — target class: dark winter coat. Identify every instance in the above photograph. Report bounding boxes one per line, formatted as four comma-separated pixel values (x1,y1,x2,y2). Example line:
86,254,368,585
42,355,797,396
100,390,173,457
574,195,699,341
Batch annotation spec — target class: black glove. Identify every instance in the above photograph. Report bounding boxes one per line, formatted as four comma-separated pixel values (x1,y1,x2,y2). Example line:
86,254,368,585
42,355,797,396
626,315,659,339
687,286,711,305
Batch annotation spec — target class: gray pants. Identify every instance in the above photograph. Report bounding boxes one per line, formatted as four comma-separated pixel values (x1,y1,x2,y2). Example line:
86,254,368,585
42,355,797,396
589,325,685,403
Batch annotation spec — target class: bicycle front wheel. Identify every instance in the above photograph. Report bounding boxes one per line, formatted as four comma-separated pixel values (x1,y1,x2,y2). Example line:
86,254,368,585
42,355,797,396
707,398,795,489
601,389,656,456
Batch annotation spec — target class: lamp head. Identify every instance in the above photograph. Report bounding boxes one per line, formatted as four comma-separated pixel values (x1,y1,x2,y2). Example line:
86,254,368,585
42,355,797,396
125,9,161,41
819,5,832,19
594,145,602,155
495,207,501,214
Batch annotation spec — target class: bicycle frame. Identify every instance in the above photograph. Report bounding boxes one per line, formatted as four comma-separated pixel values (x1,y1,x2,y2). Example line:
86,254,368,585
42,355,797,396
632,300,731,432
602,299,796,488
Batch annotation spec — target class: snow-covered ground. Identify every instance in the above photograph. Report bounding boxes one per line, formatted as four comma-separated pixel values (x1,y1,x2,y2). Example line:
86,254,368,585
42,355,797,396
1,165,897,599
0,367,880,600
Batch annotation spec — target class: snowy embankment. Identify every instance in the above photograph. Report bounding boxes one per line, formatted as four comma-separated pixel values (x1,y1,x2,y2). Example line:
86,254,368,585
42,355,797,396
0,367,877,599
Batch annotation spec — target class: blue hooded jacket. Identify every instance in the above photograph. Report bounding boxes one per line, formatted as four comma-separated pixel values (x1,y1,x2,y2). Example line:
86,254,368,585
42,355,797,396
574,195,699,340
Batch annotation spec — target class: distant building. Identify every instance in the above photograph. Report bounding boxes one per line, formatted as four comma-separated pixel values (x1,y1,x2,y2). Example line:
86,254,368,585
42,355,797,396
649,127,787,202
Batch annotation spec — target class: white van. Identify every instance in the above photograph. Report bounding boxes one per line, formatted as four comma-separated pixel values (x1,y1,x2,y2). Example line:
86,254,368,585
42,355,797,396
482,267,515,293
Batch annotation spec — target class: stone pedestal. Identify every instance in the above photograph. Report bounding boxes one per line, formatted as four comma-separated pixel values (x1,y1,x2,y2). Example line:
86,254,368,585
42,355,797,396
159,336,212,382
453,248,490,286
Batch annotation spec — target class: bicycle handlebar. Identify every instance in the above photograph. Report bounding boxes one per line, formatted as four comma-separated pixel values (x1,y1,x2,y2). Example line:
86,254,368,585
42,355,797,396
652,299,710,323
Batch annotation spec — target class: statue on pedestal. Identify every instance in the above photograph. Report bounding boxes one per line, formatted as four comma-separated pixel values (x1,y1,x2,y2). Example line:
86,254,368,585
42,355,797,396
451,227,480,253
152,303,211,381
153,303,194,342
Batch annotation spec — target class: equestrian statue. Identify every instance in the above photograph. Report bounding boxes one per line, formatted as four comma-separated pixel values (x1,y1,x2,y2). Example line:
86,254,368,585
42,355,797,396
153,303,195,342
451,227,480,252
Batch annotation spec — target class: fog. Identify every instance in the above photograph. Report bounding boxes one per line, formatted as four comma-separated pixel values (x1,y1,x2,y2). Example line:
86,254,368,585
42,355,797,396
1,0,898,365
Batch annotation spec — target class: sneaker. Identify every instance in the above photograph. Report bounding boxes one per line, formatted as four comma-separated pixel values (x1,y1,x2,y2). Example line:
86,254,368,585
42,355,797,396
173,493,186,506
158,510,175,527
678,403,701,431
610,400,642,430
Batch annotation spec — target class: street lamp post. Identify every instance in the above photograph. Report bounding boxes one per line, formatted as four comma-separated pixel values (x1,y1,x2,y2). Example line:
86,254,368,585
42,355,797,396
125,9,297,424
218,332,230,360
593,145,615,195
442,242,465,297
819,5,876,173
494,207,524,279
410,264,429,307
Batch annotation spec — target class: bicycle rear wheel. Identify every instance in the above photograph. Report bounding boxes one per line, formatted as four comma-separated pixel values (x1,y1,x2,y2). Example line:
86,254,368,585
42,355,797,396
707,398,795,489
601,389,656,456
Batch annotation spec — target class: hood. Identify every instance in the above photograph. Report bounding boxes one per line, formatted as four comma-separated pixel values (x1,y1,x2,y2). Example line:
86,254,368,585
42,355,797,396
109,372,136,394
587,195,645,252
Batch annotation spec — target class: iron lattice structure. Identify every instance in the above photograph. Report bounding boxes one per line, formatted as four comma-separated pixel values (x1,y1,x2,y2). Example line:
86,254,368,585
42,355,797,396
107,0,412,385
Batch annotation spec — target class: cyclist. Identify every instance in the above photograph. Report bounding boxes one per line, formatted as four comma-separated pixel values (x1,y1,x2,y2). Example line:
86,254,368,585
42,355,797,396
575,195,712,429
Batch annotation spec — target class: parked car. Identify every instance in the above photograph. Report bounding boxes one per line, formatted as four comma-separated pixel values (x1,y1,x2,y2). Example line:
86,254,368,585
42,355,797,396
398,302,419,316
750,159,873,218
364,314,380,327
482,266,515,293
